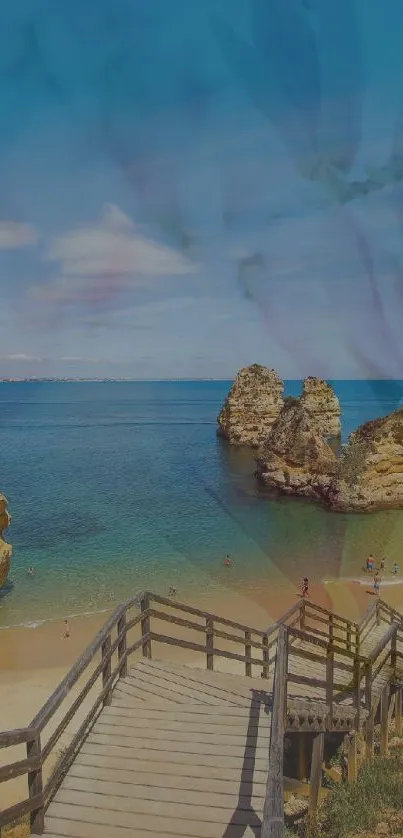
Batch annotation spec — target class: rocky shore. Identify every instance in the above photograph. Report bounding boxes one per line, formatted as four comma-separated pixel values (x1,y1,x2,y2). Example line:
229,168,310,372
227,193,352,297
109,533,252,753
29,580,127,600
0,493,12,588
218,364,403,513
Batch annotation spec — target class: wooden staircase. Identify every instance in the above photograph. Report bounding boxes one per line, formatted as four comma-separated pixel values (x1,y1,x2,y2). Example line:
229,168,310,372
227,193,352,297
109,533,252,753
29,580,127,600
45,662,271,838
1,592,403,838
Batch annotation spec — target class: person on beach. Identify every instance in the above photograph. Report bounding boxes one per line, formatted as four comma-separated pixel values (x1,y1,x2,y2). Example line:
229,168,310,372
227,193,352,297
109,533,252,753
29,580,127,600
62,620,70,639
373,572,381,596
380,558,385,571
366,554,375,572
393,562,399,575
168,586,177,596
301,577,309,597
224,555,232,567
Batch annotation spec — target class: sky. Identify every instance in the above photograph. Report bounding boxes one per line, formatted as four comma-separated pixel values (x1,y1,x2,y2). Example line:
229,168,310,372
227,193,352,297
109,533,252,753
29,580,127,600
2,1,403,379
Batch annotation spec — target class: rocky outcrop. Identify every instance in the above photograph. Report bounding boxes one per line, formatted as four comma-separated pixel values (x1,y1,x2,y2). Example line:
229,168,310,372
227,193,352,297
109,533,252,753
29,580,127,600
0,492,12,588
257,402,403,513
256,398,338,499
300,377,341,438
217,364,284,447
325,409,403,512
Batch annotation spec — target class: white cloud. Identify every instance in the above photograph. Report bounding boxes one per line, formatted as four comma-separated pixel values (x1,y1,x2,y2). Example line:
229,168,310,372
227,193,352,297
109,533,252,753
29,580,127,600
0,221,37,249
46,203,197,278
1,353,43,361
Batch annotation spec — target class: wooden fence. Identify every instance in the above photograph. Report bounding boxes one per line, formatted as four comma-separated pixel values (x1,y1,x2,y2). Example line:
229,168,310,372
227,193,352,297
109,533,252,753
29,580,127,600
1,591,403,836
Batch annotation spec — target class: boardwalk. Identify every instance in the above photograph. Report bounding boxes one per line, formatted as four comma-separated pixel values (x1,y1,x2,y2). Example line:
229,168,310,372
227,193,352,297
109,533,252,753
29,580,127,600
1,591,403,838
45,661,272,838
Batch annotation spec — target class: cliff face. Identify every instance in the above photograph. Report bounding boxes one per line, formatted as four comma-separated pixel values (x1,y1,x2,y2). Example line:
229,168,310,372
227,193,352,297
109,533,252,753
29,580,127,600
326,409,403,512
256,398,338,499
0,492,11,588
300,377,341,438
257,403,403,513
217,364,284,447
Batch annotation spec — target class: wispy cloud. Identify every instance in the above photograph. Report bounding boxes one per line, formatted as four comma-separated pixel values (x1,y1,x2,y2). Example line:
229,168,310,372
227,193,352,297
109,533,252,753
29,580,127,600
30,204,198,305
0,222,37,249
0,353,43,362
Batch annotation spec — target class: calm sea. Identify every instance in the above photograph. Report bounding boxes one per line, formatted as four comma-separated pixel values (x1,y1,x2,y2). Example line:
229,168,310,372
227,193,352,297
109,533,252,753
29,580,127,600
0,379,402,628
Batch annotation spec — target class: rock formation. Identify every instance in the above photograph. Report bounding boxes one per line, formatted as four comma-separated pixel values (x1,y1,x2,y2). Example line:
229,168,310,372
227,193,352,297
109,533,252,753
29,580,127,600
300,377,341,438
257,403,403,513
217,364,284,447
326,409,403,512
256,398,338,500
0,492,12,588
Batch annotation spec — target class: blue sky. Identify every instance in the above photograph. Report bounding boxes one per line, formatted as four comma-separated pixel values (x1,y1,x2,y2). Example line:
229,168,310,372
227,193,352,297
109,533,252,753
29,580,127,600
2,0,403,379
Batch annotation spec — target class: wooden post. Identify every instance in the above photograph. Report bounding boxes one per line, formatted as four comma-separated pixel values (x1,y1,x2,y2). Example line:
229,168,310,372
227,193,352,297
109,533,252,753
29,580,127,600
364,663,372,711
141,593,152,659
346,622,352,653
117,611,128,677
388,692,396,726
206,618,214,671
347,733,357,783
297,733,309,781
27,733,45,834
326,646,334,728
262,634,269,679
328,615,334,645
395,688,402,735
308,732,325,819
391,629,397,676
365,712,374,758
261,625,288,838
380,684,389,756
101,635,112,706
300,600,306,631
353,656,361,730
245,630,252,677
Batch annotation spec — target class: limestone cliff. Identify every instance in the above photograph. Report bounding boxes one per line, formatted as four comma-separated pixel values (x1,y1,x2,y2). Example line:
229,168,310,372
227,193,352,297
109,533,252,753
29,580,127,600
0,492,12,588
217,364,284,447
300,377,341,438
325,409,403,512
256,398,338,499
257,402,403,513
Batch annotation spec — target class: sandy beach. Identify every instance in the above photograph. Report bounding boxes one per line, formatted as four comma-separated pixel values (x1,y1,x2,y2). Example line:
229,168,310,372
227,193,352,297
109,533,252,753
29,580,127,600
2,575,403,726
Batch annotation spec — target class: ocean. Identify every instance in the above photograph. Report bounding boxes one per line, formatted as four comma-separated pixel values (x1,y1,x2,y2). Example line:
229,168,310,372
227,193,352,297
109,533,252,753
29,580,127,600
0,379,402,628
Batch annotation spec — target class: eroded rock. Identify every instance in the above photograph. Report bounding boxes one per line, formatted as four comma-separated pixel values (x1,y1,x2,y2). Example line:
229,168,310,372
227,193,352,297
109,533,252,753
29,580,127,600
0,492,11,588
217,364,284,447
326,409,403,512
300,376,341,438
256,398,337,499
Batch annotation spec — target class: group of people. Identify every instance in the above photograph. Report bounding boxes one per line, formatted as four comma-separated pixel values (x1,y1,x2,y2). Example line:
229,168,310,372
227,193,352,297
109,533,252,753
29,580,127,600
365,554,399,597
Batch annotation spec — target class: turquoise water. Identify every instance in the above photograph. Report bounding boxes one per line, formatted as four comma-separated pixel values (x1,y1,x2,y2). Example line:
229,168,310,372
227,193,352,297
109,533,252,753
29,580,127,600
0,380,403,628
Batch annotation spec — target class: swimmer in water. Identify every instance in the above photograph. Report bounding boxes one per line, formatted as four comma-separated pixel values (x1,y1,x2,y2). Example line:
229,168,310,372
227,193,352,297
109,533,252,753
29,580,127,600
27,567,34,576
168,586,177,596
223,555,233,567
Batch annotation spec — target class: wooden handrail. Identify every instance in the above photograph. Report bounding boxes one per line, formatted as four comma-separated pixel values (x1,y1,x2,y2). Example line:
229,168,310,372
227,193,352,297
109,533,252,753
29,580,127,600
367,622,398,664
265,600,304,638
147,590,267,636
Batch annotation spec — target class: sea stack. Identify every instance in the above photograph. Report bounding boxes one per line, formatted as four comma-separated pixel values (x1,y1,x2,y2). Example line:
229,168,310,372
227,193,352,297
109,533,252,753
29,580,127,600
255,397,338,499
300,377,341,438
217,364,284,447
0,492,12,588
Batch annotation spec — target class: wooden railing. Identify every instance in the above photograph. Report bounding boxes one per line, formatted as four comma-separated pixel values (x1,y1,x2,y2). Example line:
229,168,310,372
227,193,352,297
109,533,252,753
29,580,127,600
1,590,403,835
0,590,272,833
